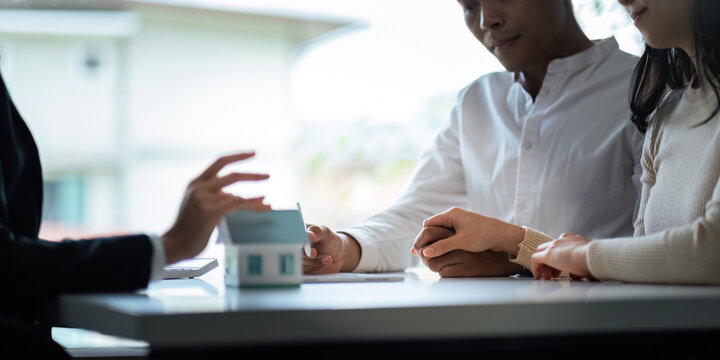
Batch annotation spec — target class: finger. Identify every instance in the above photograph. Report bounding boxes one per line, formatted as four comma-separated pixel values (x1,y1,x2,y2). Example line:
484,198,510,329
536,242,550,252
536,266,547,280
540,265,547,280
302,257,317,268
197,152,257,181
424,254,456,273
205,172,270,190
422,210,456,229
303,262,326,274
560,233,574,238
302,255,332,266
420,256,431,269
413,228,432,251
545,266,555,280
317,255,332,266
531,254,542,279
301,246,317,260
532,251,549,280
438,263,465,278
541,265,552,280
413,226,454,252
302,255,333,272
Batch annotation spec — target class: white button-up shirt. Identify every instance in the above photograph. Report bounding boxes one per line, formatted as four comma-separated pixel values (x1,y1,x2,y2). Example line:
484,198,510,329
343,37,644,272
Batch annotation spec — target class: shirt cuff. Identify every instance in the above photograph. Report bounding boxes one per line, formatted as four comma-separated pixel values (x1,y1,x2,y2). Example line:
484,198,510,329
338,229,377,273
147,234,166,283
509,226,553,269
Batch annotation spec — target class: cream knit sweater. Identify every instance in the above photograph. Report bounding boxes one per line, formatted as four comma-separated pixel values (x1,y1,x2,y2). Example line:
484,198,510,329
511,82,720,285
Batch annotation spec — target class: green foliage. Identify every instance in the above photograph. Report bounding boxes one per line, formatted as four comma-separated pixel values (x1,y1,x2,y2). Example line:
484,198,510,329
594,0,603,14
292,92,456,181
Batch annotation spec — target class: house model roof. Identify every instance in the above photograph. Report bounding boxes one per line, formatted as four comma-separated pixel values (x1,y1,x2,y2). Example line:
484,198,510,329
225,209,307,244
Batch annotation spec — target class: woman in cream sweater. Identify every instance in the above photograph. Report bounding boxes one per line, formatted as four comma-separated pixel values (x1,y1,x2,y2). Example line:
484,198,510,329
412,0,720,285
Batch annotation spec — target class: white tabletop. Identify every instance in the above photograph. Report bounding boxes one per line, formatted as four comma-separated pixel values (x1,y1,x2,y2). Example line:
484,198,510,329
50,268,720,348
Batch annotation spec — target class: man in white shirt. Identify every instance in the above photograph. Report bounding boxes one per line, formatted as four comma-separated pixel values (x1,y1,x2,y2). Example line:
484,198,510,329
303,0,642,276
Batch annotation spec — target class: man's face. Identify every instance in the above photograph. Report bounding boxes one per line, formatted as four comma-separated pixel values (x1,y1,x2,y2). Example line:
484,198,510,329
457,0,570,73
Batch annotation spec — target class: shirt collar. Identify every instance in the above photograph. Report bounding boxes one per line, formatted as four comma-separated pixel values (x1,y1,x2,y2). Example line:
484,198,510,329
545,36,620,74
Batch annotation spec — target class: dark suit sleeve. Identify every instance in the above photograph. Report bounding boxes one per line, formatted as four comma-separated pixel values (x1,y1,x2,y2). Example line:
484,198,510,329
0,228,153,298
0,70,155,302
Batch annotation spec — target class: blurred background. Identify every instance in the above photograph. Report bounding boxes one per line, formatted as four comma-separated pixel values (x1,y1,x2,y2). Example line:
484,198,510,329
0,0,641,252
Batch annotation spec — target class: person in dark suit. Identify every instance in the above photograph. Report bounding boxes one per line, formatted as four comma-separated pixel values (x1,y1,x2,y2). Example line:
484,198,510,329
0,71,271,358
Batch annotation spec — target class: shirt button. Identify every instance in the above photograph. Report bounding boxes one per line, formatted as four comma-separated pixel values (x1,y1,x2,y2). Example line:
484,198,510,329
523,141,533,150
517,202,526,212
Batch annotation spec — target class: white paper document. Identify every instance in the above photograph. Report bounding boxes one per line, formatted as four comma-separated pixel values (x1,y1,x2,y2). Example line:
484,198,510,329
302,273,405,283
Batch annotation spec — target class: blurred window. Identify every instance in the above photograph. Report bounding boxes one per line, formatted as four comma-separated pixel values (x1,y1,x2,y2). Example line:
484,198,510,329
42,173,86,226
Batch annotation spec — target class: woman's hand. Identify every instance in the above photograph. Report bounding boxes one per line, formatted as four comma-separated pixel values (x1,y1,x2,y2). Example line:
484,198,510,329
411,207,526,259
531,233,595,280
162,152,271,264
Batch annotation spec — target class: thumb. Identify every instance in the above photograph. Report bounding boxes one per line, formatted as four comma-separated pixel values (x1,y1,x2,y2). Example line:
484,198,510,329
421,235,461,258
305,228,316,243
306,225,323,244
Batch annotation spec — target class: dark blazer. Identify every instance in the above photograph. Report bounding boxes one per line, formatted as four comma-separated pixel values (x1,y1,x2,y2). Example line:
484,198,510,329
0,72,153,323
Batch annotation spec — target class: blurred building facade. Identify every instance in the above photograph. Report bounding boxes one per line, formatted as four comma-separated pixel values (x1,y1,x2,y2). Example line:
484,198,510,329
0,0,358,239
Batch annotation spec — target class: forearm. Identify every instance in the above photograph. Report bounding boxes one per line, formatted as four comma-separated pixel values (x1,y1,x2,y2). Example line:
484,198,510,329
1,233,152,295
341,204,457,272
588,222,720,285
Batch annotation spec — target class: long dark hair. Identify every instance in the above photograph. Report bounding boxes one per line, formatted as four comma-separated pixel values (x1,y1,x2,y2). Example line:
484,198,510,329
629,0,720,133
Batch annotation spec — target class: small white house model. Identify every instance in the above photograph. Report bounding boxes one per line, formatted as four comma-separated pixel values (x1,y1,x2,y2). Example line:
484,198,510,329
222,209,307,287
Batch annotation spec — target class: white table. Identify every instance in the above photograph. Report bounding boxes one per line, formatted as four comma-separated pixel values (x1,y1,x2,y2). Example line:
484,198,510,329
48,268,720,356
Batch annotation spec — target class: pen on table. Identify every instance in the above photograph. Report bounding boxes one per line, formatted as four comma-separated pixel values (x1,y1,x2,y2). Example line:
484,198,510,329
297,202,312,257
